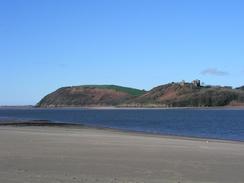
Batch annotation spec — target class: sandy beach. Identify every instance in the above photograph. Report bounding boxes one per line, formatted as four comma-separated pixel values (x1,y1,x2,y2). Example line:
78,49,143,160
0,125,244,183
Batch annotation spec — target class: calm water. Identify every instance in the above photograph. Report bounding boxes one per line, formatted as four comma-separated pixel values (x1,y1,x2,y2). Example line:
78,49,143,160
0,108,244,141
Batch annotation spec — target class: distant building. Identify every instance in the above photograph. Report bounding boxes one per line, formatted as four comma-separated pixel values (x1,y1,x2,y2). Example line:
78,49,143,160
192,80,201,87
180,80,185,86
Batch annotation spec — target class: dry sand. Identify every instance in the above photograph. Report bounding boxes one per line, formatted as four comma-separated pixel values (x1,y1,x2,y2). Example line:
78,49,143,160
0,125,244,183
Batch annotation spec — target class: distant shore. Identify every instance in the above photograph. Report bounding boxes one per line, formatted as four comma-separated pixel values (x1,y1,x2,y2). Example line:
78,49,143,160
0,123,244,183
1,105,244,110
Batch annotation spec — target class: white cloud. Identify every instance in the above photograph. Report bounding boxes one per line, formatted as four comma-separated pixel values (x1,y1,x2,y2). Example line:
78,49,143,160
201,68,229,76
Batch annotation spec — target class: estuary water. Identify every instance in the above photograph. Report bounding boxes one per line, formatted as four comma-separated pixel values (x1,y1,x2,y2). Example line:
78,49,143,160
0,108,244,141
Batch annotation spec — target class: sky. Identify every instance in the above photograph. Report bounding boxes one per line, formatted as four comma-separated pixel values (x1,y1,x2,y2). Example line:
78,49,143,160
0,0,244,105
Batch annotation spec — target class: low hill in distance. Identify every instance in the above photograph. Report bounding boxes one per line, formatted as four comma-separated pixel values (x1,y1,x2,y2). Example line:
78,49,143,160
37,85,146,108
37,81,244,108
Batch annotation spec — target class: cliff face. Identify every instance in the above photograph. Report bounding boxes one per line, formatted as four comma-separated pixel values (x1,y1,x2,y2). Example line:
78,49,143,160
37,83,244,108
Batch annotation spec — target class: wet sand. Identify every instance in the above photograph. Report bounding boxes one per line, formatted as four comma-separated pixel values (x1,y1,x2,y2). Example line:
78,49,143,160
0,125,244,183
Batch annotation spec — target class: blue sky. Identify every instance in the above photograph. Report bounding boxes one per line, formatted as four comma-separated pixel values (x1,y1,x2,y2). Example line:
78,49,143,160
0,0,244,105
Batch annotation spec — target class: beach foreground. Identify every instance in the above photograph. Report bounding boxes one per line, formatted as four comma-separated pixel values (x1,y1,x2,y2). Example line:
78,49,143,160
0,125,244,183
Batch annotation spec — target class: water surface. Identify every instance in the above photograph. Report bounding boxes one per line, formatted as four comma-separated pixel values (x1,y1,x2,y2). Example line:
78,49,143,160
0,108,244,141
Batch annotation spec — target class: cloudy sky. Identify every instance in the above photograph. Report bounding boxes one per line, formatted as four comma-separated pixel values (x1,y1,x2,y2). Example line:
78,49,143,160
0,0,244,105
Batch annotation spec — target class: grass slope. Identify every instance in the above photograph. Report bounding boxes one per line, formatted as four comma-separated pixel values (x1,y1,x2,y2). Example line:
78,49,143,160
80,85,146,96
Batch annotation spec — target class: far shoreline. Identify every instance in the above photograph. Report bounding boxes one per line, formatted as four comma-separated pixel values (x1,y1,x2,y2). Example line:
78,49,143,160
1,105,244,110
